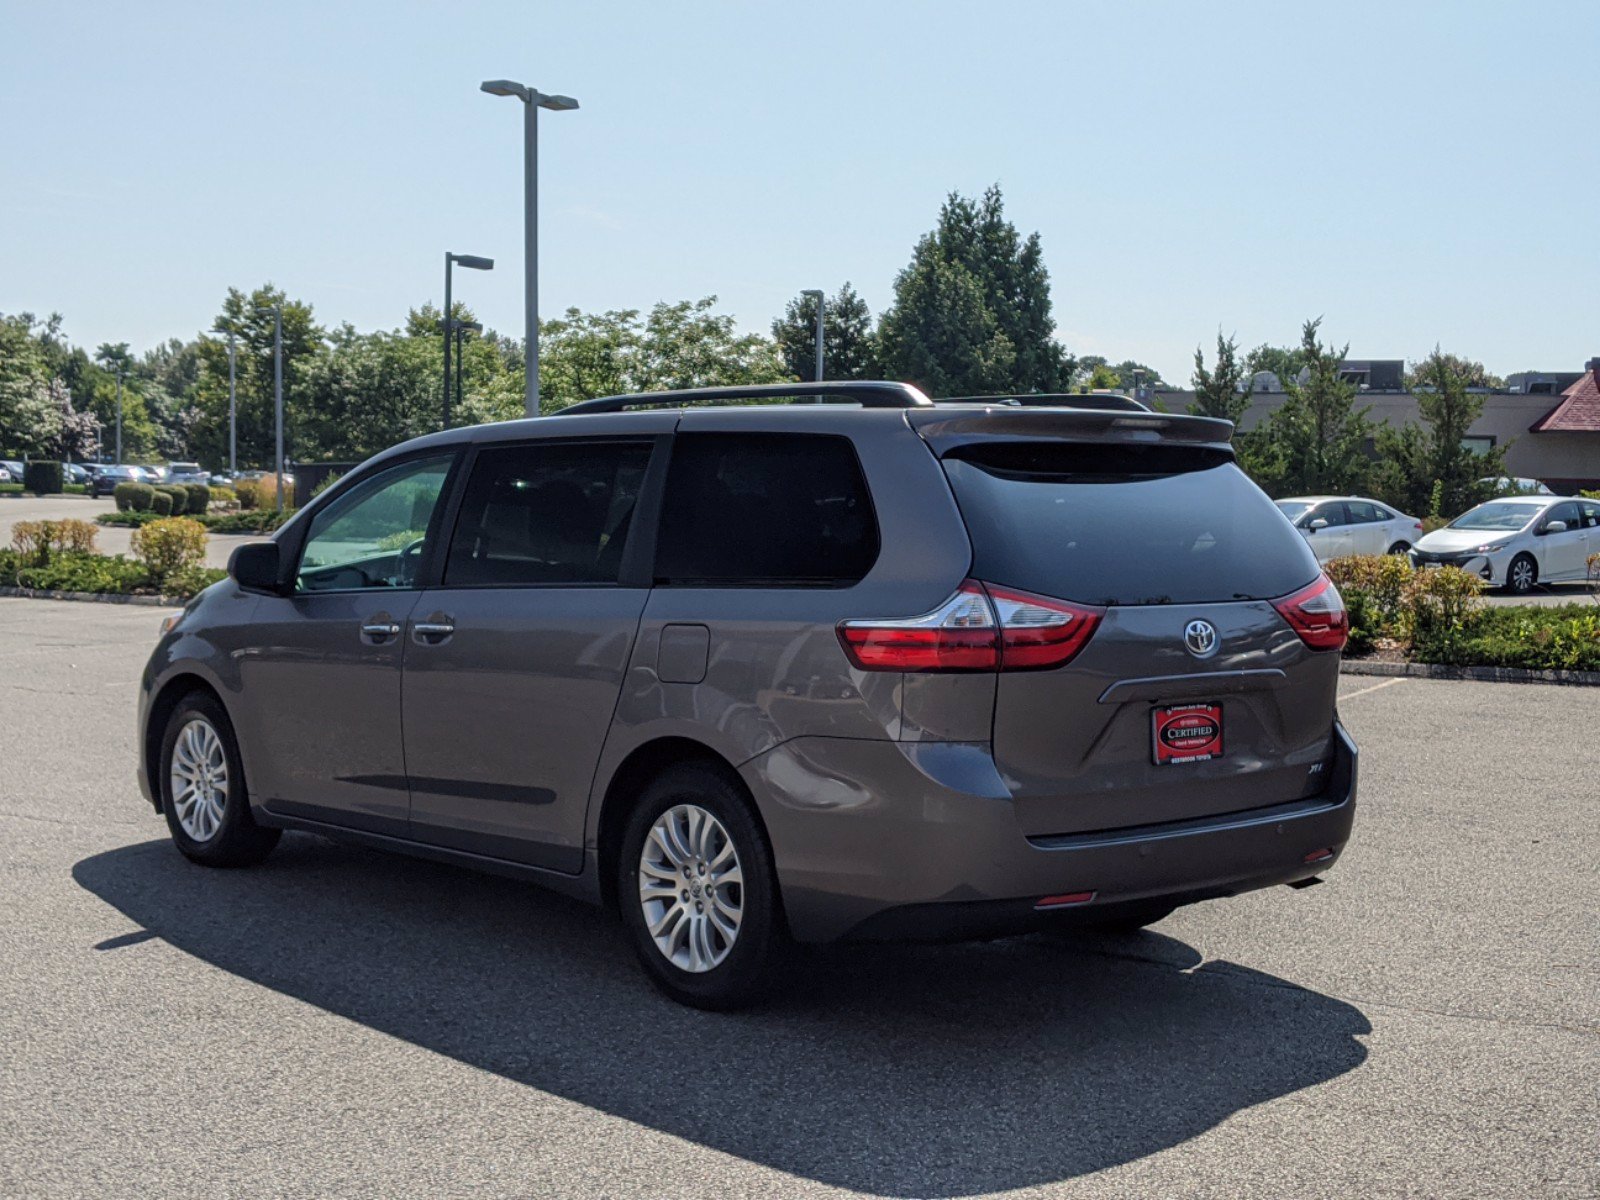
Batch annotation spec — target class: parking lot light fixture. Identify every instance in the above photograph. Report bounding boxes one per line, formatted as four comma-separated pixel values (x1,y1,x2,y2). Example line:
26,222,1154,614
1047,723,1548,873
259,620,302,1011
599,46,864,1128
479,78,579,417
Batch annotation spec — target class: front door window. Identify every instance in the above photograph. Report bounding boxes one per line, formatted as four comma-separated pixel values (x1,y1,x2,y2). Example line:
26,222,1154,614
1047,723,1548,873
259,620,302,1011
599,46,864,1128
297,456,453,593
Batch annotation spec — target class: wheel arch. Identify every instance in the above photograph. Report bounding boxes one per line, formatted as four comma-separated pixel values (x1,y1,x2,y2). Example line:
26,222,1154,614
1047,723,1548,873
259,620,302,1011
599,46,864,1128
143,673,229,812
594,736,762,915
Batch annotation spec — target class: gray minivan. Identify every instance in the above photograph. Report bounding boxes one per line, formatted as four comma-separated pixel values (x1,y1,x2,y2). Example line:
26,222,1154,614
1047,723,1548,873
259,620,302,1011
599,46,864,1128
137,382,1357,1008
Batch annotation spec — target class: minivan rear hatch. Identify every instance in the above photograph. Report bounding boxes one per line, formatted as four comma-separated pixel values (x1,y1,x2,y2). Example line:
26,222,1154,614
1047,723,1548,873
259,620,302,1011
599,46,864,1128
918,413,1340,836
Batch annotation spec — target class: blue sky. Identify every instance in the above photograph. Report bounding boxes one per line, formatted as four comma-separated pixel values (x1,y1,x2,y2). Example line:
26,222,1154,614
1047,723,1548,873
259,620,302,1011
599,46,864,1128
2,0,1595,383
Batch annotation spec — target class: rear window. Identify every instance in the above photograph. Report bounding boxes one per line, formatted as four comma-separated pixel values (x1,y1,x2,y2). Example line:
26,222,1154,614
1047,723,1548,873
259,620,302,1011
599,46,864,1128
941,442,1319,605
656,433,878,586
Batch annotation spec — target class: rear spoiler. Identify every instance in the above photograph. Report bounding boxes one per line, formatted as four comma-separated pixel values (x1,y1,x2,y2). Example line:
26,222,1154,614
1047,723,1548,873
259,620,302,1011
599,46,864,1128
935,391,1151,413
907,407,1236,455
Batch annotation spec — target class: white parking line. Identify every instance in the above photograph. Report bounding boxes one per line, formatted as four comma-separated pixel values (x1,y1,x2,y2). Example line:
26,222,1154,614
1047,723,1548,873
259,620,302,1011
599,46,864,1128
1341,677,1408,701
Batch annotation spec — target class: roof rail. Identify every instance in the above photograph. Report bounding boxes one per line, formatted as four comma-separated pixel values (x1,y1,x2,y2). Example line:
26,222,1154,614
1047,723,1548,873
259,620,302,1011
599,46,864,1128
550,380,935,416
936,392,1152,413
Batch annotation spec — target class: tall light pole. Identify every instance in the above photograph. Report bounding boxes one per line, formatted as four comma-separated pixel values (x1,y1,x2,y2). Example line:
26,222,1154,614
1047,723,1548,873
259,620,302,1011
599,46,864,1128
273,305,284,511
454,320,483,424
480,79,579,417
114,366,124,465
211,327,238,475
442,253,494,428
802,289,825,383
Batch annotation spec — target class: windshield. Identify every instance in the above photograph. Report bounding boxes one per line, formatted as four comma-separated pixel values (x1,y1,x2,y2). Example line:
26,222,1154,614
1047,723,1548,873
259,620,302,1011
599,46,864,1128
1448,502,1542,532
941,443,1320,606
1275,500,1314,521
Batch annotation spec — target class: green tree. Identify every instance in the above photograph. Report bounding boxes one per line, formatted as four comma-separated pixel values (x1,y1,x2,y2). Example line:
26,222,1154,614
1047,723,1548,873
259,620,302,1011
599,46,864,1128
0,314,104,460
1403,351,1501,390
1373,347,1507,517
1190,332,1250,423
771,283,879,381
1243,342,1308,385
1254,319,1374,496
878,186,1073,397
191,285,323,469
540,297,787,411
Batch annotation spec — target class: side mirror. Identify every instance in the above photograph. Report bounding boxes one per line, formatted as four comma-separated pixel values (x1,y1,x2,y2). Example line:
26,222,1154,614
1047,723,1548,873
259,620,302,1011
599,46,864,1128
228,541,285,594
1306,518,1329,532
1540,519,1568,535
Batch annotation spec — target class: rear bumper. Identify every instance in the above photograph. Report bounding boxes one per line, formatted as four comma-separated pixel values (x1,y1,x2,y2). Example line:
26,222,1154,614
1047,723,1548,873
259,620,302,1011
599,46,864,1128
742,721,1357,943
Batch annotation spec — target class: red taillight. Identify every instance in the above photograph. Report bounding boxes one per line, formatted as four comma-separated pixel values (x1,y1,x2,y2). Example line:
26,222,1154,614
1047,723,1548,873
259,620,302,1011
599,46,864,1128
838,580,998,672
1272,574,1349,652
838,580,1103,673
986,584,1105,670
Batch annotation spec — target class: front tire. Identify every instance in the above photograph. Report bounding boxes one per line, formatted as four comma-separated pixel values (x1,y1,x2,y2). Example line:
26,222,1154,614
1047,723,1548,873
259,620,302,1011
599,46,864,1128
616,762,784,1010
160,692,280,867
1386,541,1411,555
1506,553,1538,595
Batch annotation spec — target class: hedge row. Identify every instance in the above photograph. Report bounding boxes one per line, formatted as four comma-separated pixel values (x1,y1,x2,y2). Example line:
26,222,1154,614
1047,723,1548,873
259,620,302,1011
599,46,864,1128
112,482,211,516
97,507,290,534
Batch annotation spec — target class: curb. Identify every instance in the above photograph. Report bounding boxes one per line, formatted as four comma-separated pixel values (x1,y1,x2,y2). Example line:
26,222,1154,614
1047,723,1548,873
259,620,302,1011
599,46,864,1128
1340,659,1600,687
0,586,181,608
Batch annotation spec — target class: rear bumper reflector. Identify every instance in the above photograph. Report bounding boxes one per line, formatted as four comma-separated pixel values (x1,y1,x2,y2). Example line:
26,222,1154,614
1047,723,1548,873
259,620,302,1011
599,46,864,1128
1034,891,1096,910
1302,847,1336,864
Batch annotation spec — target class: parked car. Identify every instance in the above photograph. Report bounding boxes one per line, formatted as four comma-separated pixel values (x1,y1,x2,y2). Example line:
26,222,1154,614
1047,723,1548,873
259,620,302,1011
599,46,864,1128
164,462,208,485
0,465,12,484
1411,495,1598,593
137,382,1357,1009
1,460,25,483
1275,496,1423,561
90,464,152,498
64,463,91,484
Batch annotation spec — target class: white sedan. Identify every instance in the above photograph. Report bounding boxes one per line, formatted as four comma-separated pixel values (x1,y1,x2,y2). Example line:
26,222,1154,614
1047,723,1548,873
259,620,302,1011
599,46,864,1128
1410,496,1599,593
1275,496,1424,562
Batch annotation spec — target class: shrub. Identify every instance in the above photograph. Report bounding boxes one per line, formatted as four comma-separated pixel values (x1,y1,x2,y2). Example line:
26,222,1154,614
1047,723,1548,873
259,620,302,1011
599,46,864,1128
14,551,149,596
9,519,102,569
210,486,237,509
150,491,173,516
9,521,51,566
183,483,211,514
97,510,158,527
1418,605,1600,671
114,481,156,512
1326,555,1412,631
311,471,344,499
23,461,65,495
131,517,208,588
1407,565,1484,658
155,484,189,515
201,509,292,534
234,474,288,511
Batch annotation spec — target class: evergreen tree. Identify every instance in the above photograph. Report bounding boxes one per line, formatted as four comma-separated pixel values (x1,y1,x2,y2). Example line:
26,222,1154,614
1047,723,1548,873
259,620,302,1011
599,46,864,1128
878,186,1072,396
1373,347,1506,517
1256,319,1374,496
1190,332,1250,423
771,283,879,381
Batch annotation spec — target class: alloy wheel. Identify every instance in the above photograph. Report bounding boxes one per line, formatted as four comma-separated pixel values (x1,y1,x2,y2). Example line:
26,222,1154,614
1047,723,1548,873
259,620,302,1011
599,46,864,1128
637,803,743,972
170,717,228,841
1511,558,1535,592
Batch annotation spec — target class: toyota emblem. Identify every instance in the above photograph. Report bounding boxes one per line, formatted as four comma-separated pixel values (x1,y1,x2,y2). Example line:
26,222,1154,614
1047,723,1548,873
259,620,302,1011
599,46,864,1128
1183,619,1219,659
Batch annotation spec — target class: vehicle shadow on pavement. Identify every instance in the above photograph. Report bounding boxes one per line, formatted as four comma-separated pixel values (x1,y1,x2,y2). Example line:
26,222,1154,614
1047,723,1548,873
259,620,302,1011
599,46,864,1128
75,833,1370,1197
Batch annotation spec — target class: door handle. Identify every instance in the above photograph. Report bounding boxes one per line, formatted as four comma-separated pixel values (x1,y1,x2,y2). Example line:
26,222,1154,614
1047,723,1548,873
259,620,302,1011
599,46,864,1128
411,617,455,645
360,619,401,644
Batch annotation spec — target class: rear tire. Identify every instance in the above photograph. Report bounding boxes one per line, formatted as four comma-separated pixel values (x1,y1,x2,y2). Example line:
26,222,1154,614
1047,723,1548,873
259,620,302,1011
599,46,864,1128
1506,553,1538,595
1386,542,1411,555
160,692,280,868
616,762,784,1010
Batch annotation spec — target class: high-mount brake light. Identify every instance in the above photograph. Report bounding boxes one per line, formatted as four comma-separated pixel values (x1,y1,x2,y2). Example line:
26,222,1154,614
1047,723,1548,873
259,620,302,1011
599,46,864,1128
838,581,1104,673
1272,574,1349,652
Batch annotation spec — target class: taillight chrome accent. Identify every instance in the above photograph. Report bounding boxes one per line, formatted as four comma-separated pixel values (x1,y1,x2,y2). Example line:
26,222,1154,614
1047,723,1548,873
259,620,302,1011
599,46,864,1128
838,580,1104,673
986,584,1104,671
838,580,998,672
1272,574,1349,652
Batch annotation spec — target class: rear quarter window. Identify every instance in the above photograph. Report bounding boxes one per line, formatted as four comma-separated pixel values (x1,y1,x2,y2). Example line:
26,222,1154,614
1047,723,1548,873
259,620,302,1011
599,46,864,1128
655,433,878,586
941,441,1319,606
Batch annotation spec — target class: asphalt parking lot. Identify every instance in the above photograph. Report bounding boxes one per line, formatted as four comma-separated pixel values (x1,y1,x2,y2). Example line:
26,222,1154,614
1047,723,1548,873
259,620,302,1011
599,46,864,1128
0,597,1595,1199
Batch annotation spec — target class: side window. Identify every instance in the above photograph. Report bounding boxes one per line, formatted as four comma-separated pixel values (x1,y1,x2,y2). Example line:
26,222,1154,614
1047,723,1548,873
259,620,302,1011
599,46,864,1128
1308,503,1344,527
444,440,651,586
655,433,879,587
1348,501,1384,524
297,456,453,593
1544,502,1581,531
1579,501,1600,529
